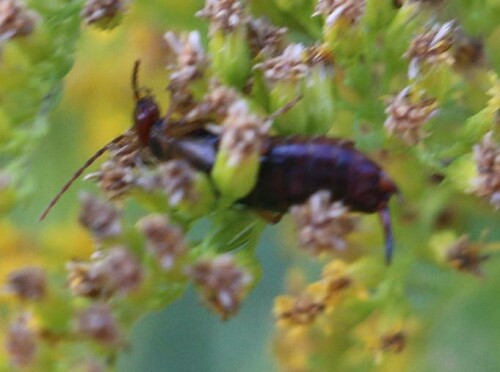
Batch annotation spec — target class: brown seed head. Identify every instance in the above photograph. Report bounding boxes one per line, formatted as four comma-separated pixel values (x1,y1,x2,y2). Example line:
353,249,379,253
67,246,143,298
138,214,187,271
187,254,253,319
472,132,500,209
76,303,121,345
291,191,357,255
275,292,326,326
405,21,455,79
154,160,199,206
196,0,247,34
82,0,127,26
6,266,46,301
313,0,366,28
220,101,269,166
255,44,310,84
446,235,489,277
384,87,438,145
78,193,122,239
6,313,37,367
380,330,406,353
0,0,37,42
164,31,208,94
247,18,288,58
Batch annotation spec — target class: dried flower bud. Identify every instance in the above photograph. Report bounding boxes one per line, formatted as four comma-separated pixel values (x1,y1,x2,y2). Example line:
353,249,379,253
156,160,199,207
76,303,121,345
0,0,37,43
67,246,143,298
164,31,208,93
185,81,239,122
472,132,500,209
384,87,438,145
187,254,253,319
291,191,357,255
82,0,127,27
138,214,187,271
446,235,489,277
379,330,406,353
313,0,366,28
219,101,268,167
255,44,310,84
405,21,455,79
86,160,136,200
274,289,326,326
6,313,37,367
196,0,247,34
452,30,484,69
247,18,287,58
79,193,122,239
6,266,46,301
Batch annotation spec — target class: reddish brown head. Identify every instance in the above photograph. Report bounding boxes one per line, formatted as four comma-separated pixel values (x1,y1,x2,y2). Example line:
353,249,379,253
132,60,160,147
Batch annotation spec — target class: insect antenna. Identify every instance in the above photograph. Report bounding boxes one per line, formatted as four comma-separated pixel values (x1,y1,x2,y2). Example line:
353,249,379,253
132,60,142,101
39,134,126,221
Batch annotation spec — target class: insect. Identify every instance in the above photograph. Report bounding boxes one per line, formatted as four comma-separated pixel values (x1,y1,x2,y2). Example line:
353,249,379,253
40,61,399,263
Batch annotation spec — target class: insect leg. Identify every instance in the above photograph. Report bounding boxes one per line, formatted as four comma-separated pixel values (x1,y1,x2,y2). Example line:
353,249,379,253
379,207,394,265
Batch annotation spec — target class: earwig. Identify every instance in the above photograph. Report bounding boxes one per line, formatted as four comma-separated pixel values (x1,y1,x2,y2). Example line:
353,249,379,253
41,61,399,263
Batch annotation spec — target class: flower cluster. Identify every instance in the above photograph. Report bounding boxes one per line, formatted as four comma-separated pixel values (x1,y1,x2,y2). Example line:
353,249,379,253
473,132,500,209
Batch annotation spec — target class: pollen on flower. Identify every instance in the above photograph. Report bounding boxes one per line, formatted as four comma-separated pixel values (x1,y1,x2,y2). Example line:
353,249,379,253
78,193,122,239
384,87,438,145
67,246,143,298
5,313,37,367
6,266,46,301
186,254,253,319
138,214,187,271
219,101,268,166
76,303,121,346
313,0,366,28
0,0,37,43
446,235,489,277
82,0,127,26
290,191,357,255
405,21,455,79
255,44,310,84
472,132,500,209
196,0,247,34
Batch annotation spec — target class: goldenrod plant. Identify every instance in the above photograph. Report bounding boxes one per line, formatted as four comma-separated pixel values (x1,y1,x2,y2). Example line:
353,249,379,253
0,0,499,370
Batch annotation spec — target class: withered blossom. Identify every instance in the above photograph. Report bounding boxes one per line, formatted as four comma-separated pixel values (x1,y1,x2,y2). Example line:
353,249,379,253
187,254,253,319
247,18,288,58
164,31,208,94
274,290,326,326
196,0,247,34
155,160,199,206
219,101,269,166
76,303,121,345
85,160,136,200
405,21,455,79
472,132,500,209
6,313,37,367
313,0,366,28
67,246,143,298
6,266,46,301
138,214,187,271
82,0,127,26
255,44,310,84
379,330,406,353
446,235,489,277
384,87,438,145
0,0,37,43
79,193,122,239
184,81,239,122
291,191,357,255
